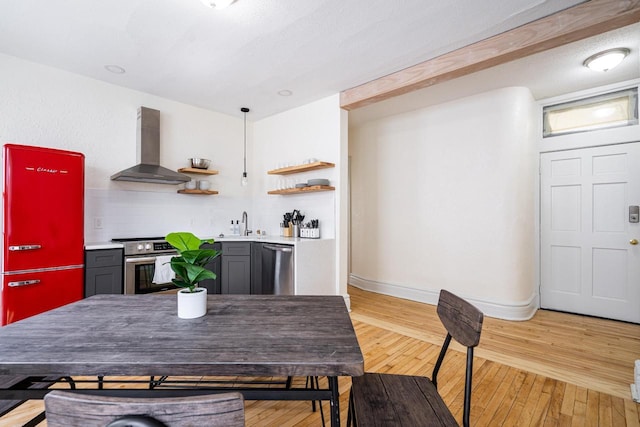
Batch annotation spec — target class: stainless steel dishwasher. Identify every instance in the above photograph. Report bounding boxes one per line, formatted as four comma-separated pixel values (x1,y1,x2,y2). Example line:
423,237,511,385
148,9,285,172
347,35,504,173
261,244,294,295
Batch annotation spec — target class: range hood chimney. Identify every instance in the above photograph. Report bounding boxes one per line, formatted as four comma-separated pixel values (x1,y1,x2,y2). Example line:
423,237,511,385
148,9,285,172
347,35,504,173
110,107,190,185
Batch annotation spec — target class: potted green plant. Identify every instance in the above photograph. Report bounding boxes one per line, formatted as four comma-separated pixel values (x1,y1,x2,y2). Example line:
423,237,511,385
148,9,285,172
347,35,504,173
165,232,221,319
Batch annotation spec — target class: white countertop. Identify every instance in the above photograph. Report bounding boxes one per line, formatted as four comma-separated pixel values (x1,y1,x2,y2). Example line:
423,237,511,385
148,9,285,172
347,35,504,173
206,235,325,245
85,242,125,250
85,235,330,250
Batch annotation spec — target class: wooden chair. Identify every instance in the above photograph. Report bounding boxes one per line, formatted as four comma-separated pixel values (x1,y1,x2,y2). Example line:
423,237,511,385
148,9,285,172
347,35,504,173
44,390,245,427
347,289,484,427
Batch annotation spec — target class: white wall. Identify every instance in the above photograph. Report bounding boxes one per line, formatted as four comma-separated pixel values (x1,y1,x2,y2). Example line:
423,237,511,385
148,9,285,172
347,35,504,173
0,53,250,241
349,87,538,320
251,95,341,238
252,95,347,296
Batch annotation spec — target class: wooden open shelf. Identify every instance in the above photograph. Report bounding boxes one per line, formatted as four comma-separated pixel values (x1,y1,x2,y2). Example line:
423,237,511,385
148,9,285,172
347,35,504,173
178,168,219,175
177,168,218,195
177,189,219,195
267,161,334,175
268,185,334,195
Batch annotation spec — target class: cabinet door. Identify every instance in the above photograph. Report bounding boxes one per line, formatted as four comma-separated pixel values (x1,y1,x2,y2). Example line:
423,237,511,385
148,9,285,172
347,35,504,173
85,249,123,269
85,266,123,297
84,249,123,297
222,256,251,294
199,243,222,294
250,243,263,294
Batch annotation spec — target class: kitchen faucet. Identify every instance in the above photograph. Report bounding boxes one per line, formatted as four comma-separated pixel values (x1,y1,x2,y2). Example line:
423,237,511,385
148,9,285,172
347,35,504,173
242,211,251,236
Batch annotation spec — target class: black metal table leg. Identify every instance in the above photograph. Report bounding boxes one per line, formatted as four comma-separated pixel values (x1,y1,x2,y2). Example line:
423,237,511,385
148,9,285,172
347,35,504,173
328,376,340,427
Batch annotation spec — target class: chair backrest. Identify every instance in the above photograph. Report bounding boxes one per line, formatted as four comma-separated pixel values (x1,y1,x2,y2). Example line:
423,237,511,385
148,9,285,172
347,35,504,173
432,289,484,427
436,289,483,348
44,390,245,427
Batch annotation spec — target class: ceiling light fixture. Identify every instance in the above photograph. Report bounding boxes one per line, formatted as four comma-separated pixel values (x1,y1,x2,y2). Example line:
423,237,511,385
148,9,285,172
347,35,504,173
241,107,249,187
583,48,630,72
104,65,126,74
278,89,293,96
200,0,236,9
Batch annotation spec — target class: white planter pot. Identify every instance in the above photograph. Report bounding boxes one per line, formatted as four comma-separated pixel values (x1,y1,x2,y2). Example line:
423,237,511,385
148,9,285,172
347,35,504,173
177,287,207,319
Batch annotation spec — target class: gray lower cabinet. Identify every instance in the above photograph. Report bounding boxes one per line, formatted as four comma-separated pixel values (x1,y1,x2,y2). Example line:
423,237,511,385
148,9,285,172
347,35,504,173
221,242,251,294
199,242,222,294
84,248,124,297
250,243,263,295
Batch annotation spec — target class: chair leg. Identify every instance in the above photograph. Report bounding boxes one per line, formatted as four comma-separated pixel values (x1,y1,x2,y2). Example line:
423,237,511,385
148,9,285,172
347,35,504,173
346,388,355,427
305,376,325,427
60,377,76,390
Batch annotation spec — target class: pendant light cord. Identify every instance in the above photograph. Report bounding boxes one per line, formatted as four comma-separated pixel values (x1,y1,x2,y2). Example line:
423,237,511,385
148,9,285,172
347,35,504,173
241,107,249,176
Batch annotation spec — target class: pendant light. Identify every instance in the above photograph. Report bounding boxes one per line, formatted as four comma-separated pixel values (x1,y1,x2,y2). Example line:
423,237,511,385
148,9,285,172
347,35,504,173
241,107,249,186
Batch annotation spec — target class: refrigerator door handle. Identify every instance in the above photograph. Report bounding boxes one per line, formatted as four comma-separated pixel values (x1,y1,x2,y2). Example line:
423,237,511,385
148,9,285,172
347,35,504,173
8,279,41,287
8,244,42,251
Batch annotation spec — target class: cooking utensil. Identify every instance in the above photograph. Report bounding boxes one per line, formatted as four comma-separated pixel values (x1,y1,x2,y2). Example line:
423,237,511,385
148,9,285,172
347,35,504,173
189,158,211,169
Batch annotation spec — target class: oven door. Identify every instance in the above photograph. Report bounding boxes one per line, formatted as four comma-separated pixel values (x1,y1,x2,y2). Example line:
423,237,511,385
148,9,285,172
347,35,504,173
124,255,176,295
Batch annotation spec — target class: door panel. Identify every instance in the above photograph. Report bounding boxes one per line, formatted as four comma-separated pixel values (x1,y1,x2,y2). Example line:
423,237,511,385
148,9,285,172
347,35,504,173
550,246,580,294
3,145,84,271
540,142,640,323
1,267,83,325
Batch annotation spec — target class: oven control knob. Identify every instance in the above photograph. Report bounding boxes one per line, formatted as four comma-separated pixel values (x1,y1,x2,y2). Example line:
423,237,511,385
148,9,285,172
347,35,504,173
137,244,144,251
145,243,152,250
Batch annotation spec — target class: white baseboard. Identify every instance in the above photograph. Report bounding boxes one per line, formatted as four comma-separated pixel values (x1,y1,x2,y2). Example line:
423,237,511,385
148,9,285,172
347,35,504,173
348,274,539,321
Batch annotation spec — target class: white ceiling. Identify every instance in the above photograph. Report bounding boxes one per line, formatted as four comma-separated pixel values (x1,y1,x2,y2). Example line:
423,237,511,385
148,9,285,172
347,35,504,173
350,22,640,126
0,0,636,120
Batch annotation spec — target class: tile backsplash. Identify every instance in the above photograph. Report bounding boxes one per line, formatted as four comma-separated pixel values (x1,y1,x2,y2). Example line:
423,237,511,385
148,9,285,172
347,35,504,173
84,188,335,242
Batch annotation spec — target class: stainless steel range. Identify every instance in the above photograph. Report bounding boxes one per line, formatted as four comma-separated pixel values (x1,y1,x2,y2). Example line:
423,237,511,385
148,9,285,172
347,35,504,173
111,237,177,295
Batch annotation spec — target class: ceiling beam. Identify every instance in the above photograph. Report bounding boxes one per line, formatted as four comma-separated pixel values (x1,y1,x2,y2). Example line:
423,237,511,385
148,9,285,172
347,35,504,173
340,0,640,111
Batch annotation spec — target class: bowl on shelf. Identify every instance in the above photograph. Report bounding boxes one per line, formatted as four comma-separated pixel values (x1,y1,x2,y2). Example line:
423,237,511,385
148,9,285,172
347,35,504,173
295,183,309,188
307,178,330,186
189,158,211,169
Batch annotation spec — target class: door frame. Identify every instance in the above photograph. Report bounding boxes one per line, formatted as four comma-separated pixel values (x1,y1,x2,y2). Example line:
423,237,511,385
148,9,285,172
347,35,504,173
535,80,640,313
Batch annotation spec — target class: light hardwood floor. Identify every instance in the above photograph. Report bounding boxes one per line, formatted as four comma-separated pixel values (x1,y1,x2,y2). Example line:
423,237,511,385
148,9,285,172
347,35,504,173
1,286,639,426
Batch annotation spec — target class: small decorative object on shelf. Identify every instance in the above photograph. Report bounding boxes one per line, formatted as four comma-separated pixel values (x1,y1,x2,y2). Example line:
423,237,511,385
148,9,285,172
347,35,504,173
267,160,334,195
189,158,211,169
177,168,219,195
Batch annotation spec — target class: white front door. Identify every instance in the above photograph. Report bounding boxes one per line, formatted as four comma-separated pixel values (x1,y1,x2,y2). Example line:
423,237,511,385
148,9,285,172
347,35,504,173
540,142,640,323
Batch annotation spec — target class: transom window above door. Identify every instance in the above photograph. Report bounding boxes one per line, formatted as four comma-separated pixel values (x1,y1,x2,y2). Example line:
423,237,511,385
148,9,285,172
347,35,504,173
543,87,638,137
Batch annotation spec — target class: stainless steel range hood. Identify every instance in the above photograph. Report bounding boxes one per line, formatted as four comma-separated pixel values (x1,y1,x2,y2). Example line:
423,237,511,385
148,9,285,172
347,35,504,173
111,107,190,185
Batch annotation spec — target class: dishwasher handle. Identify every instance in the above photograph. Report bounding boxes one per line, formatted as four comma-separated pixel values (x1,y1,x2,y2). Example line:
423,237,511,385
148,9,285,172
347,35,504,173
263,244,293,253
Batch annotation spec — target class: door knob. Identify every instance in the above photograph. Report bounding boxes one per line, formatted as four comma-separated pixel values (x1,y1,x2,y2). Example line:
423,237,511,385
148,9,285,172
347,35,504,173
631,239,639,245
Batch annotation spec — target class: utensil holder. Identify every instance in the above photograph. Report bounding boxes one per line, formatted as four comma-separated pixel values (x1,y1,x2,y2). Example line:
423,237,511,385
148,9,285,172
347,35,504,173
300,228,320,239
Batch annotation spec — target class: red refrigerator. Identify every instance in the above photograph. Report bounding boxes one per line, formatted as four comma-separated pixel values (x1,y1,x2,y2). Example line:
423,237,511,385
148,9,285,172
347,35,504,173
1,144,85,325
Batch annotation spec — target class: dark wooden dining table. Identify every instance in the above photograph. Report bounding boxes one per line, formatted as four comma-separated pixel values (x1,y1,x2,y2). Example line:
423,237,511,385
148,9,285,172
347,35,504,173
0,294,364,426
